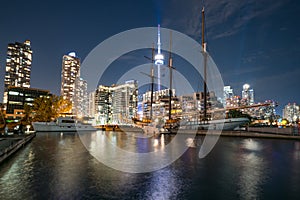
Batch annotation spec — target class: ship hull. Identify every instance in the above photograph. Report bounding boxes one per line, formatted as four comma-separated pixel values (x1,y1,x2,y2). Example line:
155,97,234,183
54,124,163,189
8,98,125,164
32,122,97,132
181,117,249,131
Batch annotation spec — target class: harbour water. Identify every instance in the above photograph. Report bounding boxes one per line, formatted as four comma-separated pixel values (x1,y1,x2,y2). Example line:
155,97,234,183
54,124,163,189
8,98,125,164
0,131,300,199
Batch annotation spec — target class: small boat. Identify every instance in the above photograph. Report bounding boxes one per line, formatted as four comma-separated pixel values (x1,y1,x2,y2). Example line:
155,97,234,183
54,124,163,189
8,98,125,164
143,124,160,135
32,116,97,132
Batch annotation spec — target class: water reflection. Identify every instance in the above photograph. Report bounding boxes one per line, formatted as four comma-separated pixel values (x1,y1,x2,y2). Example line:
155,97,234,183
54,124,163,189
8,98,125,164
79,130,192,173
143,167,183,199
52,133,86,197
237,139,268,200
242,138,263,151
0,146,33,196
153,135,166,152
293,142,300,160
1,132,300,199
185,137,202,148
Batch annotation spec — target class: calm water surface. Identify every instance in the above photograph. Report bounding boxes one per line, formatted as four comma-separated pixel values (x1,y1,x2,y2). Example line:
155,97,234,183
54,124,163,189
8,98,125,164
1,131,300,199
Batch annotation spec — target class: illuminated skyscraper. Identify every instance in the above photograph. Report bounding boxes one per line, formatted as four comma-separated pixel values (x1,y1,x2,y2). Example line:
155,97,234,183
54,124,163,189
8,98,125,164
242,84,254,105
154,24,164,91
111,80,138,124
223,86,234,106
74,77,88,118
3,40,32,107
283,103,299,122
60,52,81,114
93,80,138,124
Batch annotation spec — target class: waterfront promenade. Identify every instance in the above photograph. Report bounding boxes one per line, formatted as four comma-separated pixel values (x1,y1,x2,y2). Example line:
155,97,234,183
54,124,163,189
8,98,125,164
0,133,35,164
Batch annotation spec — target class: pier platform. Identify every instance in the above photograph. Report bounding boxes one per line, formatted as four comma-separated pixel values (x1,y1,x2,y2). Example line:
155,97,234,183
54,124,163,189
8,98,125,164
194,130,300,140
0,133,36,164
170,128,300,140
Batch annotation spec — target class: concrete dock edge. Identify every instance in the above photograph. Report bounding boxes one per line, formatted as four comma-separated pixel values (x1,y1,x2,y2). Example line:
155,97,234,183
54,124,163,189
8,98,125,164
0,133,36,164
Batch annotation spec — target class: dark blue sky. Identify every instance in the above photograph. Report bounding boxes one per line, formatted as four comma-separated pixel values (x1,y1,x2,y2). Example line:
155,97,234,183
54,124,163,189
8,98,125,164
0,0,299,114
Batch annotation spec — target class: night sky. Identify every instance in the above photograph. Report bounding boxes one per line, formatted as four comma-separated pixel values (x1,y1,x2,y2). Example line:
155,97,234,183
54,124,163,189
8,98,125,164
0,0,299,115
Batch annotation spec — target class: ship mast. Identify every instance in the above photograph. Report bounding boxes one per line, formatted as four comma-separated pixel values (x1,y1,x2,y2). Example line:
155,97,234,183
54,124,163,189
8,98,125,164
142,44,155,121
202,6,208,121
150,44,155,120
168,31,173,121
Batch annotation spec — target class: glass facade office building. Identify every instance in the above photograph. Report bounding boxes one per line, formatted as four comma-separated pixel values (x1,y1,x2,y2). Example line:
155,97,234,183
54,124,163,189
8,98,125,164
6,86,51,120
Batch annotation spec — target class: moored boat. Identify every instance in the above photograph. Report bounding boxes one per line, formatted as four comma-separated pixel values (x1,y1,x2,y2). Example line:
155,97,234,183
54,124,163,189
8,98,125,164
32,116,97,132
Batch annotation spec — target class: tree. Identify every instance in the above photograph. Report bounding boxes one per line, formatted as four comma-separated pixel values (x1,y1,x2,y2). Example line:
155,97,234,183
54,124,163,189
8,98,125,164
52,96,72,118
32,96,53,122
0,106,6,130
21,103,33,125
30,95,72,122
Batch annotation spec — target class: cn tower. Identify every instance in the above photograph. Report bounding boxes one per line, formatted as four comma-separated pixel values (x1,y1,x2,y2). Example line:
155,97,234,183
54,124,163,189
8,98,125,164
154,24,164,91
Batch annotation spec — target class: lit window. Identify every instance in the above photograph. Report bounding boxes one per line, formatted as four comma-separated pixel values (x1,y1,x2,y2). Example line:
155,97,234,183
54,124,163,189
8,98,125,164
8,91,19,95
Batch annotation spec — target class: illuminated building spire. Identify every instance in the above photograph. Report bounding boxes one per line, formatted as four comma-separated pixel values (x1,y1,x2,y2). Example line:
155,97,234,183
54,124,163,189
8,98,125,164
154,24,164,65
157,24,162,54
154,24,164,91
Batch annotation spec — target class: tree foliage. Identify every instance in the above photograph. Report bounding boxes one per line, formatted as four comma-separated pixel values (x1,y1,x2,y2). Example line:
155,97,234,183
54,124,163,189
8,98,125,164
53,96,72,118
21,104,33,125
0,107,6,130
28,95,72,122
32,96,53,122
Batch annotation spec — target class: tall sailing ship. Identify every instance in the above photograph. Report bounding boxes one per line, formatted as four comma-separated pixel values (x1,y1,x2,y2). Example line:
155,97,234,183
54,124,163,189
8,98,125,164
137,7,250,134
181,6,249,131
148,8,248,133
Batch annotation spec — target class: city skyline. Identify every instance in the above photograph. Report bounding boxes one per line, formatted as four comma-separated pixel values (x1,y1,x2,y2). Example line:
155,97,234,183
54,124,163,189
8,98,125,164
0,0,299,114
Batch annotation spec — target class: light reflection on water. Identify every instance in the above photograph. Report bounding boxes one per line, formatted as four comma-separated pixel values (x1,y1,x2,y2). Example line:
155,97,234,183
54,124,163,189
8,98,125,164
79,131,194,173
293,142,300,160
0,131,300,199
237,139,268,200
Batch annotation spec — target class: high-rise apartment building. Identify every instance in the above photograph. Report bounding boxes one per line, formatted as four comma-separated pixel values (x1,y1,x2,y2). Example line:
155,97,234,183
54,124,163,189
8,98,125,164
223,86,234,106
179,91,222,120
93,80,138,125
242,84,254,105
60,52,81,114
251,100,277,120
3,40,32,107
74,77,88,118
142,88,179,120
111,80,138,123
226,95,241,108
88,91,96,118
94,85,111,124
283,103,299,123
